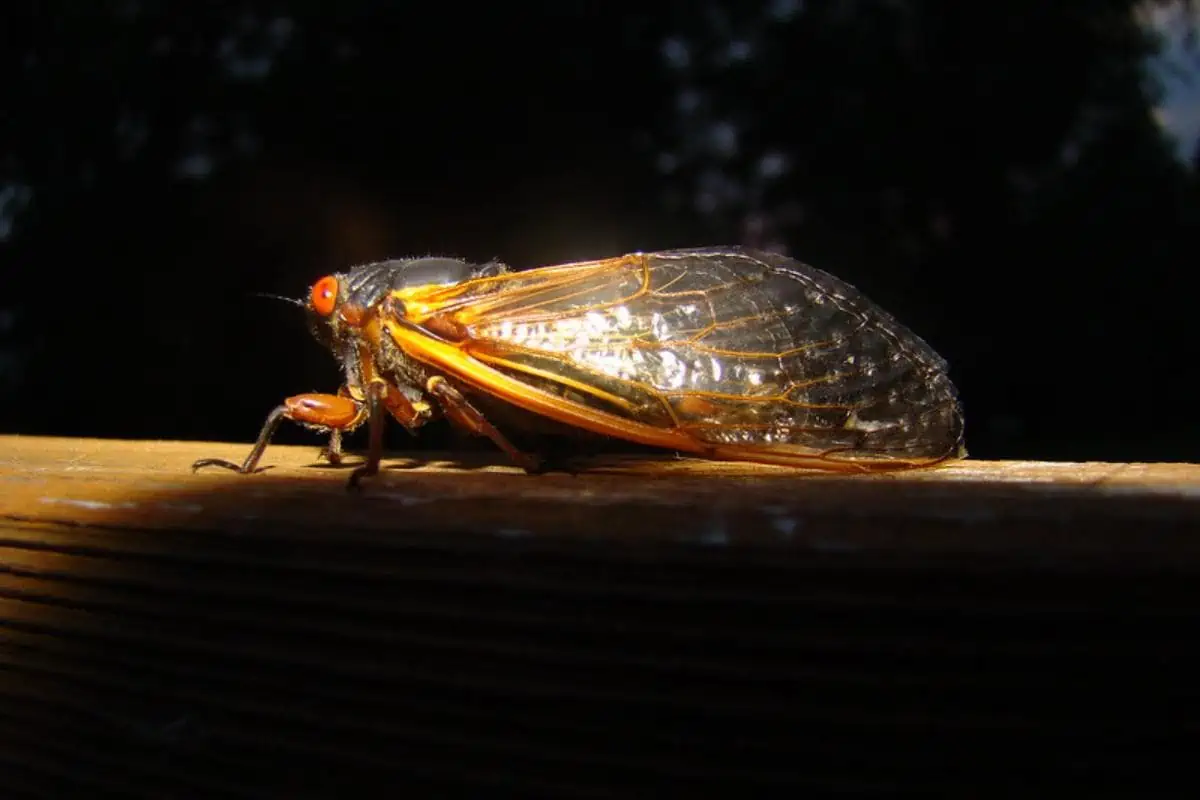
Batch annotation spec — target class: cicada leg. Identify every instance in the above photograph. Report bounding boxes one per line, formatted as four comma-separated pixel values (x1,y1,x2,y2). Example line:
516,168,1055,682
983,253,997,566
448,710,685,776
194,381,438,489
347,382,438,488
317,386,363,466
347,382,385,489
318,428,346,467
425,376,543,474
192,392,367,476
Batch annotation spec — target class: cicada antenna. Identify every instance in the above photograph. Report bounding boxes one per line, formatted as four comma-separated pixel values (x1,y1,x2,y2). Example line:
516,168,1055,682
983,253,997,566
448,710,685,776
249,291,306,308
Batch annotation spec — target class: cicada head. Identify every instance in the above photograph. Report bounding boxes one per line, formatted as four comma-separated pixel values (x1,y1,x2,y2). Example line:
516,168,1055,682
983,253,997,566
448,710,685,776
304,257,508,356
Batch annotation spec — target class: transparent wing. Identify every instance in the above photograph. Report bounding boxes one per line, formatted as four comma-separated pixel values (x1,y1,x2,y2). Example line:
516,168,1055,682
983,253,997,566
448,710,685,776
401,247,964,464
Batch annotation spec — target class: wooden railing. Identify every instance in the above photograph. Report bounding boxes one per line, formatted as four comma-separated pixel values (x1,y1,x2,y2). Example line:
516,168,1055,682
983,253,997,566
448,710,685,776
2,435,1199,795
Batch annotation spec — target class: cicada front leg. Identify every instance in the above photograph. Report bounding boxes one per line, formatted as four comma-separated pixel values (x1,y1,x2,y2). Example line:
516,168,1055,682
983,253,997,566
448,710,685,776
318,384,431,467
194,380,437,489
317,386,367,466
318,428,346,467
192,391,368,476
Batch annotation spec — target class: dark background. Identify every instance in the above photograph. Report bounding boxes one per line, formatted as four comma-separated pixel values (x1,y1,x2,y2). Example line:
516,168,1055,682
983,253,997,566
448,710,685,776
2,0,1197,463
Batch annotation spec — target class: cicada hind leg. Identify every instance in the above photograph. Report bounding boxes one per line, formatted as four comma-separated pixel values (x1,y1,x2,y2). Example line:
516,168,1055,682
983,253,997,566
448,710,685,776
425,376,544,475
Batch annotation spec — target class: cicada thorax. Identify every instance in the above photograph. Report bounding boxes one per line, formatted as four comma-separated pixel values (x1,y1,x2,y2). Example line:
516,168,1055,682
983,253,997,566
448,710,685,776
358,315,432,397
321,258,512,425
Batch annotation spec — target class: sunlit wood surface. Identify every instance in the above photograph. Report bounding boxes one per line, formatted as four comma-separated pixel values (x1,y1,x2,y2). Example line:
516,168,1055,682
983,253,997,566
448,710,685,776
2,435,1199,795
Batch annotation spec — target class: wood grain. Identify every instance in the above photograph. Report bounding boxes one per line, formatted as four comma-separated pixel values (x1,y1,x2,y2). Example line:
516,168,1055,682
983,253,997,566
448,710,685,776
2,435,1199,797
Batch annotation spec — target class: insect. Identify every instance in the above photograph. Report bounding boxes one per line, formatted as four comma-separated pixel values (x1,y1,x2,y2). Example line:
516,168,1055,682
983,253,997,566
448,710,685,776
193,247,964,487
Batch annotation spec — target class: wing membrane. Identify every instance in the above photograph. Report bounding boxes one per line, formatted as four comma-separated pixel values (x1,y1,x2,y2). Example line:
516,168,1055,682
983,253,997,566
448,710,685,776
394,248,963,467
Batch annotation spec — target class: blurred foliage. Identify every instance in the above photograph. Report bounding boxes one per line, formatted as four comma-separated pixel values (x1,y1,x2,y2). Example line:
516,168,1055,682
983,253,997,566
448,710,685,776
1,0,1197,462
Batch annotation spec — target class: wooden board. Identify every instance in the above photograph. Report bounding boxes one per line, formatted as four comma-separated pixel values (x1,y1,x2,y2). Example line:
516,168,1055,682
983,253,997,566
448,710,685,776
2,435,1199,796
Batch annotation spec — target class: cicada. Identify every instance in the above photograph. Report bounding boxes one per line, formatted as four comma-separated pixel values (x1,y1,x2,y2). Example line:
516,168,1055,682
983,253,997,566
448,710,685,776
194,247,964,486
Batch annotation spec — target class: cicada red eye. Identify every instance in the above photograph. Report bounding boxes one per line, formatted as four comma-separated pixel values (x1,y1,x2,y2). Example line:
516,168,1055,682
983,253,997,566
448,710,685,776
310,276,339,317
